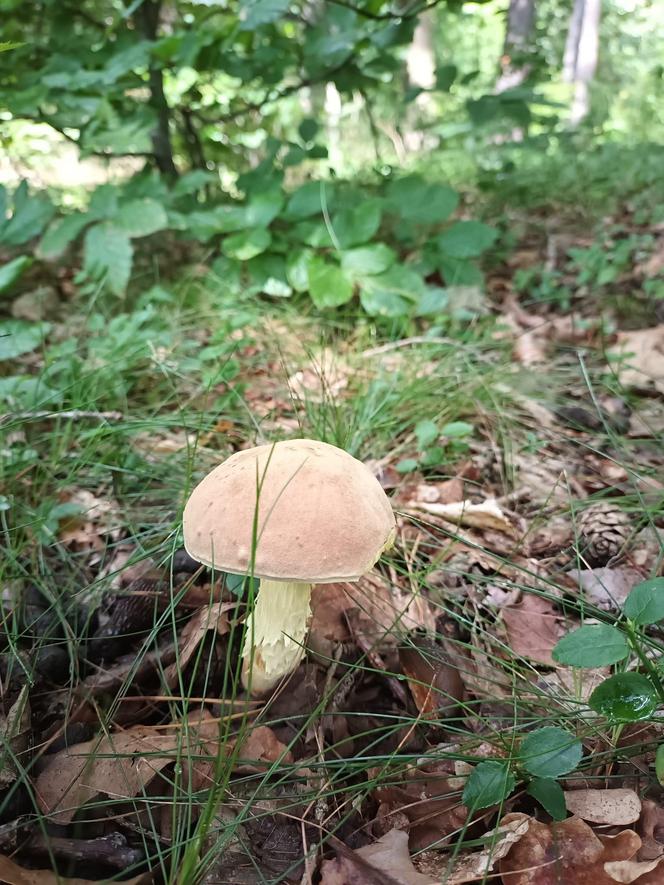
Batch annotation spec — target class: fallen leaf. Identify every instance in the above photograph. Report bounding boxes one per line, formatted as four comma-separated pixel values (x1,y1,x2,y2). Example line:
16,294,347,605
57,488,123,552
609,325,664,394
320,830,436,885
0,854,150,885
163,602,233,687
398,635,465,717
564,789,642,825
604,856,664,884
36,711,217,824
638,799,664,860
498,814,644,884
571,567,645,612
0,685,31,788
373,758,468,851
430,812,531,883
501,594,564,665
232,725,293,773
412,498,519,537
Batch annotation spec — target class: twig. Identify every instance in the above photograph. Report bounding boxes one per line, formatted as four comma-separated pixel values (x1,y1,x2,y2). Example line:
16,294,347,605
28,832,144,873
361,335,456,357
2,409,124,425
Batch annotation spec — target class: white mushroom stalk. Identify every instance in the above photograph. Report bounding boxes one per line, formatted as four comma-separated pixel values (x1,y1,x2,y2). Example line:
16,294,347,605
241,580,312,694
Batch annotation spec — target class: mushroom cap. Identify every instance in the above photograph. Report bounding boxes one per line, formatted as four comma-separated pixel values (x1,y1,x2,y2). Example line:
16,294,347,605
183,438,395,582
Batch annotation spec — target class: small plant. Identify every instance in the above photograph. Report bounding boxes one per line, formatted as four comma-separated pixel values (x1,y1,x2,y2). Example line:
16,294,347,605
461,577,664,819
396,419,475,473
513,266,572,310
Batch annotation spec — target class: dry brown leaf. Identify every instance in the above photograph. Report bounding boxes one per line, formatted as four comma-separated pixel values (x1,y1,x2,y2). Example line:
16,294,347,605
501,594,564,665
398,636,465,718
413,498,519,537
163,602,233,687
604,857,664,884
0,685,31,788
514,329,548,366
571,567,645,612
498,814,643,884
609,325,664,394
0,854,150,885
638,799,664,861
36,711,217,824
287,349,351,403
373,759,468,851
430,813,531,883
232,725,293,773
564,789,642,825
320,830,436,885
57,488,123,551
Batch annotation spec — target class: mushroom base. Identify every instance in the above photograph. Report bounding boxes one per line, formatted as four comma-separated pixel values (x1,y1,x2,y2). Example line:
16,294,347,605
240,580,312,695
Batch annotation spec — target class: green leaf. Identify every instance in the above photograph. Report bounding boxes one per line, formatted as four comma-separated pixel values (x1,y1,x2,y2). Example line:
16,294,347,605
115,199,168,238
520,727,582,778
589,673,658,722
438,221,497,258
83,223,133,296
239,0,290,29
0,320,50,361
247,252,292,298
286,250,312,293
89,185,119,220
386,176,459,225
462,761,515,811
624,578,664,626
527,778,566,821
435,64,458,91
438,256,484,287
307,258,354,309
415,419,438,449
0,42,24,53
222,228,272,261
37,213,89,260
244,188,284,228
655,744,664,786
285,181,335,220
298,118,319,143
332,201,382,249
415,286,448,317
442,421,474,438
359,265,424,317
0,256,32,295
552,624,630,668
1,193,55,246
341,243,395,277
396,458,419,474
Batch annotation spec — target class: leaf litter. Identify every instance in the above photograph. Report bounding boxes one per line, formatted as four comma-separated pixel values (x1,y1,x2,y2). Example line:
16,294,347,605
4,279,664,883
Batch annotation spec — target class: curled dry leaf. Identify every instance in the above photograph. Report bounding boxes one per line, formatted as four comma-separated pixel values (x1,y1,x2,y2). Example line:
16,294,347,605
0,854,150,885
571,567,647,612
564,789,642,825
232,725,293,773
638,799,664,861
373,758,468,851
163,601,233,687
413,498,520,538
320,829,436,885
57,488,123,551
309,575,435,658
498,813,663,885
609,325,664,394
423,812,531,884
36,711,218,824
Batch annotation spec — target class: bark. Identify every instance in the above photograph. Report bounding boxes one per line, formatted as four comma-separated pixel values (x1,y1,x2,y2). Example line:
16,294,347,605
496,0,536,92
563,0,585,82
406,11,436,91
135,0,178,177
568,0,601,124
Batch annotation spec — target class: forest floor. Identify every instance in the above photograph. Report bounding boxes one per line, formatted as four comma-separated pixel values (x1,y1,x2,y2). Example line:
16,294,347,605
2,178,664,884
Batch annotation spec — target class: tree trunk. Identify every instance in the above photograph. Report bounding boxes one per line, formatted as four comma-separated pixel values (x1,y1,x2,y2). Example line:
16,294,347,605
568,0,601,124
135,0,178,177
406,11,436,92
562,0,585,82
496,0,536,92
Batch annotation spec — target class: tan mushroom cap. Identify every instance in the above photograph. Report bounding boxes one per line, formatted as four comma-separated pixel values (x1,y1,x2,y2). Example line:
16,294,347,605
183,439,395,583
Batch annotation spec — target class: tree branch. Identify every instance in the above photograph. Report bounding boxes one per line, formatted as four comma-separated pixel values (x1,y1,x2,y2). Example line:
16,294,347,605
324,0,445,21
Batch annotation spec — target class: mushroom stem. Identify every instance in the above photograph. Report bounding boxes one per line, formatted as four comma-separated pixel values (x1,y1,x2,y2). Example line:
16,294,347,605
241,580,313,694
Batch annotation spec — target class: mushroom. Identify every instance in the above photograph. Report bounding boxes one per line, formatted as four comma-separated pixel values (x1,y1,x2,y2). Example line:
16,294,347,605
182,438,396,694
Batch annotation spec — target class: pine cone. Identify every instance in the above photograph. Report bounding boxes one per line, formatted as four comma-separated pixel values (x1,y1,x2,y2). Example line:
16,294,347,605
576,503,632,567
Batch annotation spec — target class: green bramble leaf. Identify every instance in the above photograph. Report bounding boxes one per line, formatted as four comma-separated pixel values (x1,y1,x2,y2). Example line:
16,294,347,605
519,727,582,778
462,761,515,811
83,223,133,296
624,578,664,626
